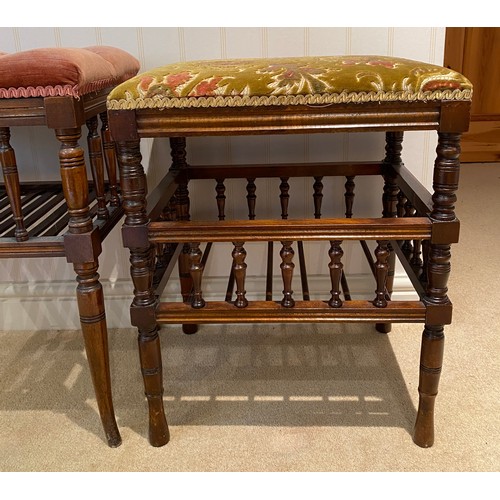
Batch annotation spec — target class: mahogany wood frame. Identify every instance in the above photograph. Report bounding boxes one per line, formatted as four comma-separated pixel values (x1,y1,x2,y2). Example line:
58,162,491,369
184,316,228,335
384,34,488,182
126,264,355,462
1,89,123,447
109,97,471,448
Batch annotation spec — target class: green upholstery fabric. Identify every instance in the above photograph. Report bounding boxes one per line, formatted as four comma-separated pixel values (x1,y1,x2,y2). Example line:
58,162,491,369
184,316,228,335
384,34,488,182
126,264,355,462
107,55,472,110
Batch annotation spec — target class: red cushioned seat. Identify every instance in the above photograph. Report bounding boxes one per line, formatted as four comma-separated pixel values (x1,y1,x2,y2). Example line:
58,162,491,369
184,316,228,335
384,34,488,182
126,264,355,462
0,46,140,98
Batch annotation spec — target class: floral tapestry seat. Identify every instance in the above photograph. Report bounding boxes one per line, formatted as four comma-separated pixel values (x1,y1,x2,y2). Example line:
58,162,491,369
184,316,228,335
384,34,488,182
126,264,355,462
107,55,472,110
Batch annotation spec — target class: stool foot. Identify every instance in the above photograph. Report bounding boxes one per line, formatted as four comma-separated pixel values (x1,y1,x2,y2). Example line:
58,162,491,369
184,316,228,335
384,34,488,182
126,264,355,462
375,323,391,333
138,327,170,447
182,324,198,335
105,429,123,448
149,413,170,447
413,325,444,448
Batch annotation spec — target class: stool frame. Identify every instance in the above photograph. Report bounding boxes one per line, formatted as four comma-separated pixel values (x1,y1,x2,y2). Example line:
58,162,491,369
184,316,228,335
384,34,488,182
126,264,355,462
1,89,123,447
109,98,470,448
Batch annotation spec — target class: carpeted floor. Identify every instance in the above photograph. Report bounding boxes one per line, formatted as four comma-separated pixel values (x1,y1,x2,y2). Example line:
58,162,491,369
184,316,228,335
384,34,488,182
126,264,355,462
1,163,499,473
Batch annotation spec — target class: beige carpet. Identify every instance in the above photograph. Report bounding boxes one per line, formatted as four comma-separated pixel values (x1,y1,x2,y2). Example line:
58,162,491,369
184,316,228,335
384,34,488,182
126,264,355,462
1,163,499,473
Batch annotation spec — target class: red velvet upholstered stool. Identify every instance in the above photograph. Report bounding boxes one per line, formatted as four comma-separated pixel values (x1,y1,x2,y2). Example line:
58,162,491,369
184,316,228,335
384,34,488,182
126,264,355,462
0,46,140,447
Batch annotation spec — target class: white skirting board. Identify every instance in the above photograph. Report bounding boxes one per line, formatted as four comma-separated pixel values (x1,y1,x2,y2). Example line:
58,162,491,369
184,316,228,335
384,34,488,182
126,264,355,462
0,273,418,331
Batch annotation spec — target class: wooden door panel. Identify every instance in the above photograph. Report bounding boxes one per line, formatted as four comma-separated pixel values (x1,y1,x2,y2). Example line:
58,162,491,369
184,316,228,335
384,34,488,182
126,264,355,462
445,28,500,162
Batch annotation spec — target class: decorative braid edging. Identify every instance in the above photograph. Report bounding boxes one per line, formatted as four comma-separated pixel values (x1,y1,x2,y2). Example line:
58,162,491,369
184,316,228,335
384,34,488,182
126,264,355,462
107,88,473,110
0,72,140,99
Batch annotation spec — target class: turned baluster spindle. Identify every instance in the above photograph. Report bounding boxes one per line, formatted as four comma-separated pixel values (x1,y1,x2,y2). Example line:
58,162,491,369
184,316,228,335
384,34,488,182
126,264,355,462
246,177,256,220
397,190,407,218
280,240,295,307
280,177,290,220
328,240,344,308
215,178,226,220
344,176,356,218
0,127,28,241
313,176,323,219
402,200,415,255
99,111,120,207
232,242,248,308
373,241,390,307
189,242,205,309
86,115,109,220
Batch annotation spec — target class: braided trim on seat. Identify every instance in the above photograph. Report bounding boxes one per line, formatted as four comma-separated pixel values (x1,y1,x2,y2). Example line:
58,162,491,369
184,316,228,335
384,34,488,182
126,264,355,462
107,88,473,110
0,71,141,99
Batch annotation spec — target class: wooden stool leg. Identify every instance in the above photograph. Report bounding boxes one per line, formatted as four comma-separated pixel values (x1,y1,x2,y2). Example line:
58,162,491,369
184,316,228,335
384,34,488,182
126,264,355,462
0,127,29,241
376,131,403,333
414,325,444,447
138,323,169,447
116,138,169,446
414,132,460,447
56,127,121,447
75,260,122,447
170,137,198,334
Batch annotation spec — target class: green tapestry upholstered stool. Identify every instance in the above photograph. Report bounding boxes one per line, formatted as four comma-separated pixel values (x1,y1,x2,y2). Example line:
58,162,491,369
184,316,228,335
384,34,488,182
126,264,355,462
107,55,472,447
0,46,140,447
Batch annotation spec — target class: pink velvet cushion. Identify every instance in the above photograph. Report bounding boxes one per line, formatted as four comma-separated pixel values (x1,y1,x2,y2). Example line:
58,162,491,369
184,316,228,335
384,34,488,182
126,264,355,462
0,46,140,98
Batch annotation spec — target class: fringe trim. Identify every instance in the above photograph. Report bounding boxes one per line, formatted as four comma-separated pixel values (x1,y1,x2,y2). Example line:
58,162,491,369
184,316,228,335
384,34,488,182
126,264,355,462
107,88,473,110
0,71,140,99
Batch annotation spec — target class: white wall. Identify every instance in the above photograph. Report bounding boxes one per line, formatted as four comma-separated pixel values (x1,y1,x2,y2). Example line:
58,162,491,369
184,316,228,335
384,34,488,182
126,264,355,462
0,27,445,330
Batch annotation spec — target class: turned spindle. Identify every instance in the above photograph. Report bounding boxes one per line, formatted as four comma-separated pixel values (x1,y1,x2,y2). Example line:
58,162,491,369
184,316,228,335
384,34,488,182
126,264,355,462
280,240,295,307
328,240,344,308
189,242,205,309
373,241,390,308
313,176,323,219
232,242,248,308
216,178,226,220
246,178,257,220
86,115,109,220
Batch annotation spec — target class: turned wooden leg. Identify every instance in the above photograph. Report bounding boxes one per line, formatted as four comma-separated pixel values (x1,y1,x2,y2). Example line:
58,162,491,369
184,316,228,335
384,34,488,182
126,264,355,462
0,127,29,241
377,131,402,333
138,323,169,447
75,261,121,447
117,138,169,446
414,325,444,447
57,127,121,447
170,137,197,334
414,132,461,447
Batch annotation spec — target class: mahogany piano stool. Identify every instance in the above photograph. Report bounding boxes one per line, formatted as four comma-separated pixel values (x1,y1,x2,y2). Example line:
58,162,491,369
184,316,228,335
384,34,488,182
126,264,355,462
0,46,140,447
107,55,472,448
